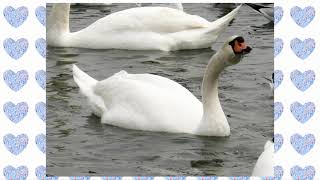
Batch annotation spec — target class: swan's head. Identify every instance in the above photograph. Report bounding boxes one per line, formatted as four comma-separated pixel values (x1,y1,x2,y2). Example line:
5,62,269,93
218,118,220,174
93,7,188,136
223,35,252,66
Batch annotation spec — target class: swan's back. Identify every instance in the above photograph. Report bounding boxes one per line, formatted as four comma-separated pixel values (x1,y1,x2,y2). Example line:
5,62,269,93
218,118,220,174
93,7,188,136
252,141,274,176
93,71,203,133
82,7,211,34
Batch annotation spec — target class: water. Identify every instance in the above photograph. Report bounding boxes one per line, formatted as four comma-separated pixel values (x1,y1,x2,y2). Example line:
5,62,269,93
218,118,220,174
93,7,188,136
47,3,273,176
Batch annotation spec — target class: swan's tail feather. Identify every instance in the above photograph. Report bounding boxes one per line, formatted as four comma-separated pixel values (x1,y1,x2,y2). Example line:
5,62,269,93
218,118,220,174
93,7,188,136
205,5,242,34
73,64,97,92
73,64,105,116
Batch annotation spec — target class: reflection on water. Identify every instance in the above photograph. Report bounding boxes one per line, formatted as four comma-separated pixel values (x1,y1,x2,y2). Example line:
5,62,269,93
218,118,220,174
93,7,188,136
47,3,273,176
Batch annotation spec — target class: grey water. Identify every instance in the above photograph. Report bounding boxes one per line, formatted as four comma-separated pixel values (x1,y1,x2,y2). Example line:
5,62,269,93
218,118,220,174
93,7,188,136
47,4,273,176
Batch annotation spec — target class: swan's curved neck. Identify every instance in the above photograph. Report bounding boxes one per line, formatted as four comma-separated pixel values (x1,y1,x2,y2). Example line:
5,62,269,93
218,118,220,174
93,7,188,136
47,3,71,46
197,50,230,136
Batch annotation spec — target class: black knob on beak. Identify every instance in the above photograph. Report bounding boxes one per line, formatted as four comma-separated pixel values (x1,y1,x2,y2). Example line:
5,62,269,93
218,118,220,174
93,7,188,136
243,46,252,54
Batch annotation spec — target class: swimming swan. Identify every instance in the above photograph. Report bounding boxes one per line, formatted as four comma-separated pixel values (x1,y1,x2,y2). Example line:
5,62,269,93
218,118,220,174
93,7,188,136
73,36,252,136
252,139,274,176
136,3,184,11
47,4,241,51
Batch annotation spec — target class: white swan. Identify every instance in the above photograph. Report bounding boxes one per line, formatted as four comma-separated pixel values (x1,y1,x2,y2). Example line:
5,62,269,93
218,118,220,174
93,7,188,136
252,140,274,176
73,36,251,136
47,4,241,51
136,3,184,11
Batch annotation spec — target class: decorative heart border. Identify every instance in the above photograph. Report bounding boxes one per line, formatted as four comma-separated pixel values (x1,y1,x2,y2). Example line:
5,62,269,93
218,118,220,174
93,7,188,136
0,1,319,180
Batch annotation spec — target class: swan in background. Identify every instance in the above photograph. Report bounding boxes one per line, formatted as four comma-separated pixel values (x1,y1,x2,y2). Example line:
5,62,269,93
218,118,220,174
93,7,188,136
47,3,241,51
73,36,252,136
245,3,274,22
252,139,274,176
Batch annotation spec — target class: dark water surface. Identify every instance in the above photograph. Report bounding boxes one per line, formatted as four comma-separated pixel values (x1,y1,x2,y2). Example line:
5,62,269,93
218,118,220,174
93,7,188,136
47,3,273,176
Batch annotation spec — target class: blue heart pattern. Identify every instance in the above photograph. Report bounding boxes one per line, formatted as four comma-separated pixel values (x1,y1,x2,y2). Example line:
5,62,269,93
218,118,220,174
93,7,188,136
35,166,45,180
101,177,122,180
290,166,315,180
3,70,28,92
3,102,28,123
291,6,315,28
274,102,283,121
228,177,249,180
274,70,283,89
47,177,59,180
274,134,284,153
290,102,315,124
3,6,28,28
134,177,154,180
290,134,315,155
290,38,315,60
3,166,28,180
35,6,46,26
274,6,284,25
274,38,283,57
3,134,28,155
165,177,186,180
35,70,46,89
197,177,218,180
69,177,91,180
35,38,46,58
274,166,284,180
3,38,28,60
35,134,45,153
35,102,46,122
290,70,315,91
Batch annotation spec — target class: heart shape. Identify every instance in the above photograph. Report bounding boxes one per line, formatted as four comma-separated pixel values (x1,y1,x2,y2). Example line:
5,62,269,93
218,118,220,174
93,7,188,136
274,6,284,25
35,102,46,122
228,177,249,180
290,102,315,124
134,177,154,180
274,134,284,153
3,166,28,180
165,177,186,180
102,177,122,180
3,38,28,60
274,38,283,57
290,134,315,155
290,6,315,28
290,70,315,91
35,134,46,153
274,166,284,180
274,70,283,89
35,70,46,89
69,177,91,180
3,102,28,123
35,166,45,180
274,102,283,121
47,177,59,180
197,177,218,180
290,166,315,180
290,38,315,60
35,6,46,26
3,6,28,28
3,134,28,155
3,70,28,92
35,38,46,58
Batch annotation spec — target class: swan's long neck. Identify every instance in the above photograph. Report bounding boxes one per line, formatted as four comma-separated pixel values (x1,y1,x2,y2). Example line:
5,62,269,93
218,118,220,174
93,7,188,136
197,50,230,136
47,3,71,46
